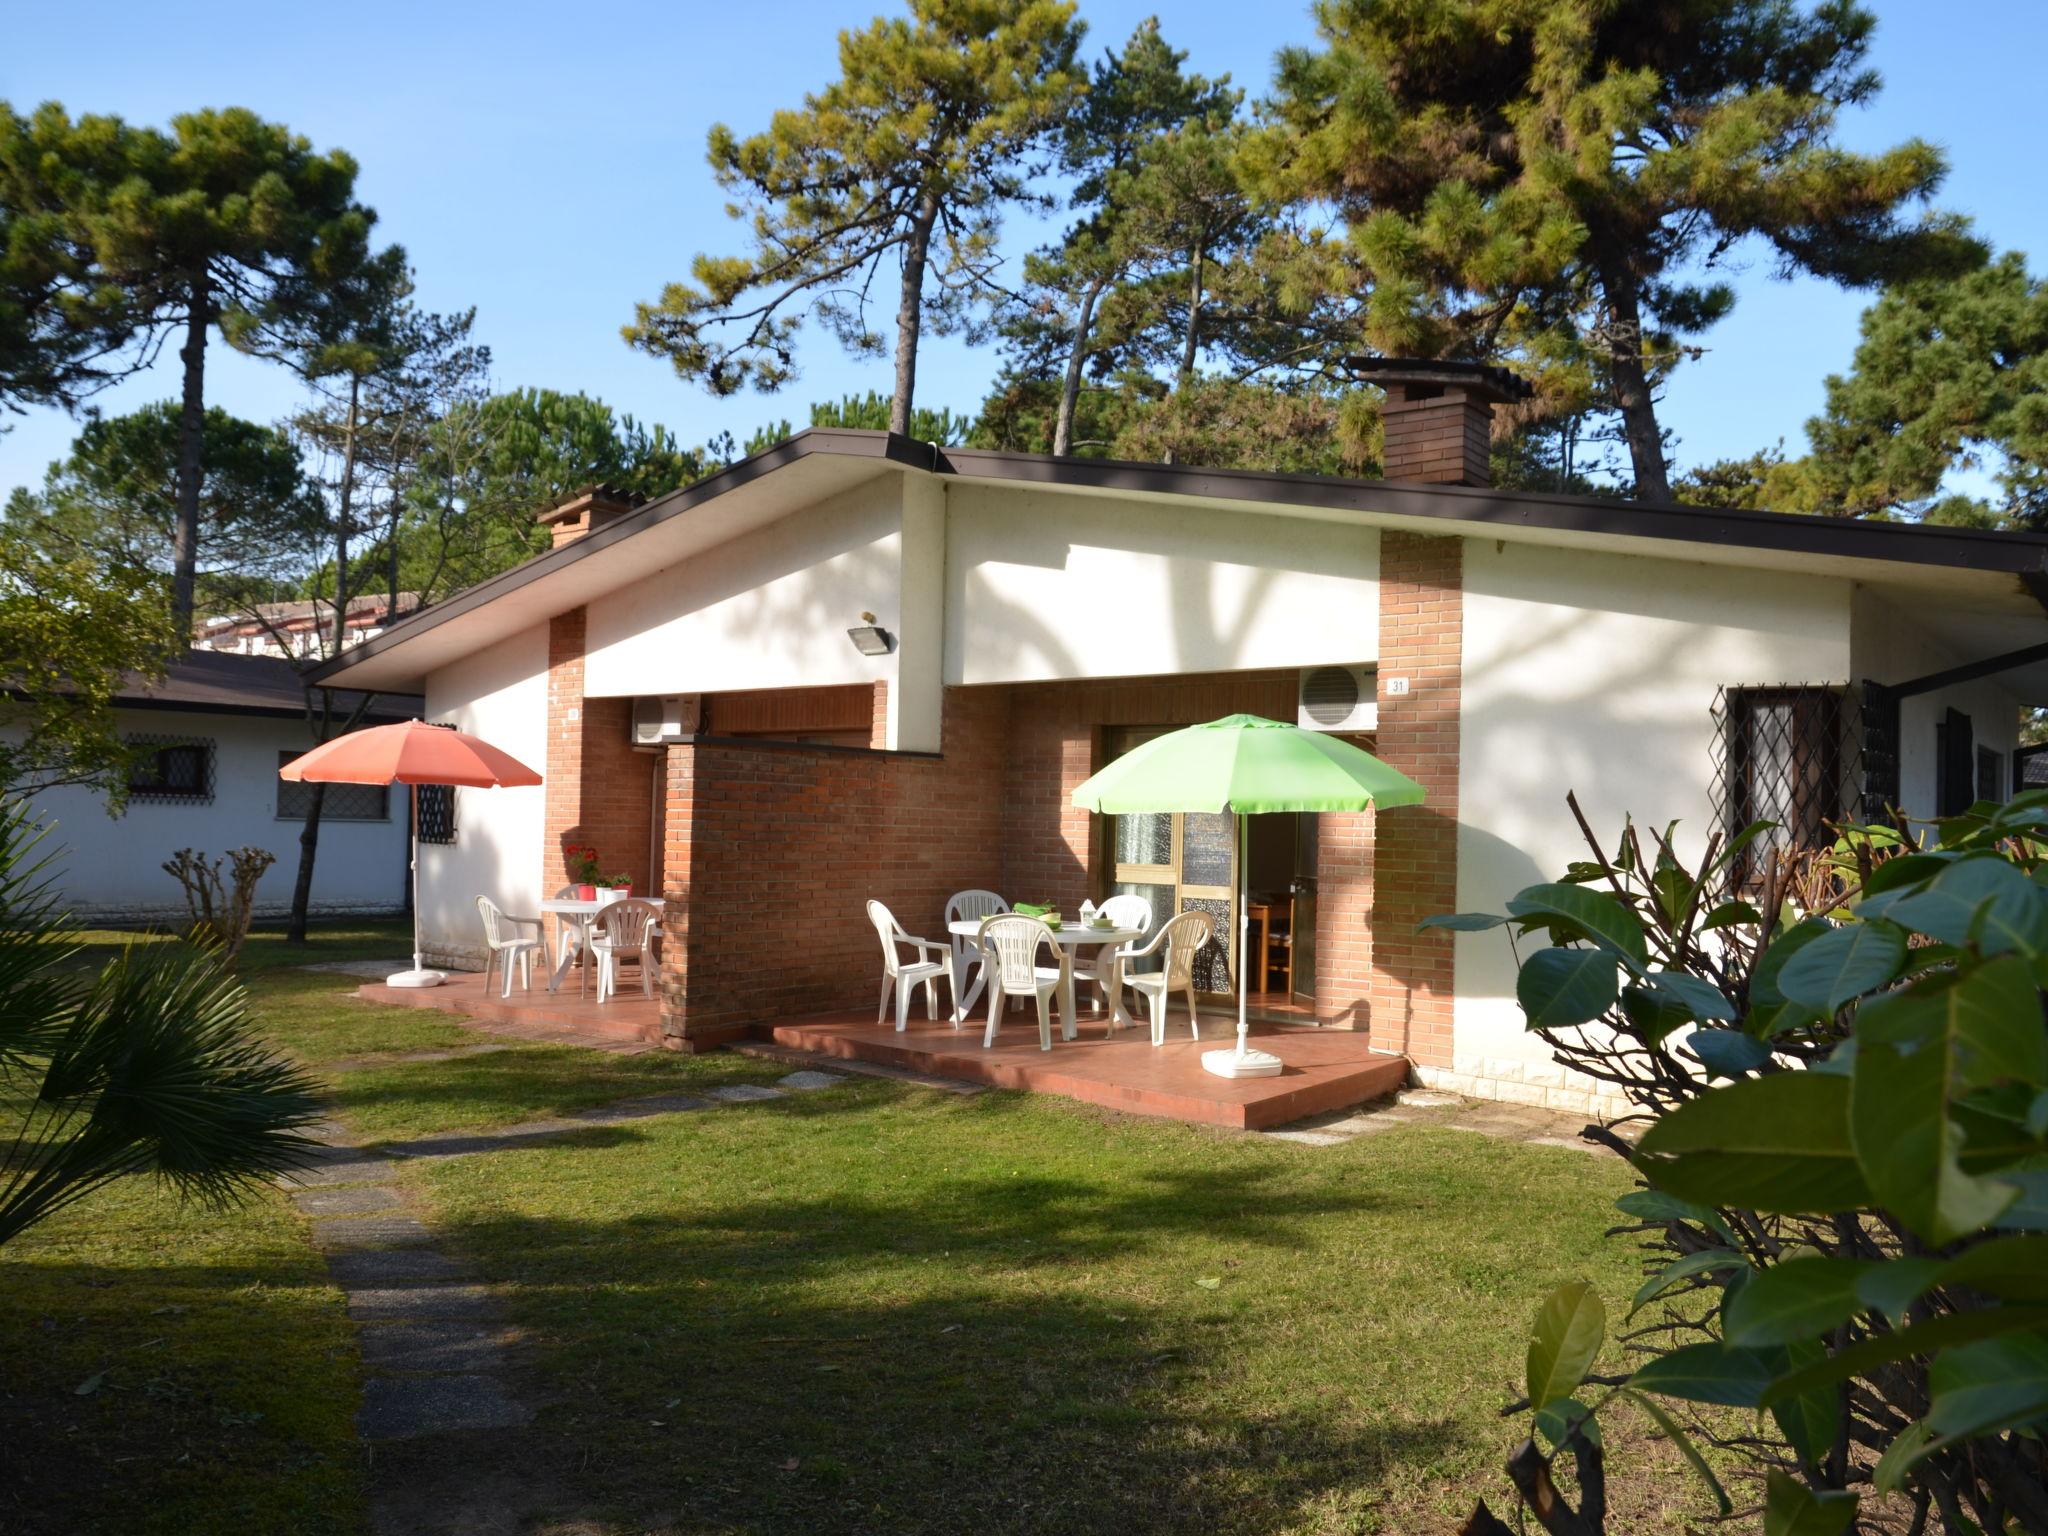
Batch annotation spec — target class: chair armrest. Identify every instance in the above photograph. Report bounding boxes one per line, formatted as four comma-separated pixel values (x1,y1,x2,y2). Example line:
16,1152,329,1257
503,914,544,933
903,935,947,961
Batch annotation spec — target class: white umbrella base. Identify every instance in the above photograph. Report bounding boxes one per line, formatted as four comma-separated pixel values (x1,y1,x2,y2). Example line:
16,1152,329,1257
384,968,447,989
1202,1046,1284,1079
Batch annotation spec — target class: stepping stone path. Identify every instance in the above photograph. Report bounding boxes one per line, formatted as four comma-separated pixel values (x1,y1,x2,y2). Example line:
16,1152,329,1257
286,1067,844,1501
1262,1086,1617,1152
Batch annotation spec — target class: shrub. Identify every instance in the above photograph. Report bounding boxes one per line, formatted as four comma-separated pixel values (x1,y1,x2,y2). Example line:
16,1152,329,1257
1433,792,2048,1534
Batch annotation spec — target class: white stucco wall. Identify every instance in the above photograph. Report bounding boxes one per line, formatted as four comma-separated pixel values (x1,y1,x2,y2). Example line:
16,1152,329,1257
419,622,549,968
944,482,1381,684
1443,541,1856,1112
27,708,408,924
1850,587,2023,821
581,476,907,703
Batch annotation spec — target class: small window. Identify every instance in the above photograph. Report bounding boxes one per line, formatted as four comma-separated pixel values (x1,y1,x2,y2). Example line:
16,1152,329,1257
126,736,214,804
277,753,389,821
1712,686,1859,887
1977,744,2005,804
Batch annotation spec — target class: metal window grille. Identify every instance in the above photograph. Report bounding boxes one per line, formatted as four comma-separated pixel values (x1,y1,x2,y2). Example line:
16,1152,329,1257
1710,685,1864,887
276,752,389,821
125,734,215,805
416,783,457,844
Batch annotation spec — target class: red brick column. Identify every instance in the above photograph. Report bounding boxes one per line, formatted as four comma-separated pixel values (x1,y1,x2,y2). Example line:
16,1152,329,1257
1002,693,1095,911
544,606,656,898
1365,532,1463,1068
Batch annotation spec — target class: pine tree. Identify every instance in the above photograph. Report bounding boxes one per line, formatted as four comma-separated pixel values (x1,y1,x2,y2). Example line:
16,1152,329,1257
0,104,397,629
624,0,1085,435
1256,0,1977,499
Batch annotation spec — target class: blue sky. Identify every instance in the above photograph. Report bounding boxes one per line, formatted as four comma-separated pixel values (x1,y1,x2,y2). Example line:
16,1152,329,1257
4,0,2042,504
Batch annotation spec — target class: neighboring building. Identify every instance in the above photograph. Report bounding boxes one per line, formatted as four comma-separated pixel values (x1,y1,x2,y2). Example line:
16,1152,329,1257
194,592,422,661
306,362,2048,1112
32,650,420,925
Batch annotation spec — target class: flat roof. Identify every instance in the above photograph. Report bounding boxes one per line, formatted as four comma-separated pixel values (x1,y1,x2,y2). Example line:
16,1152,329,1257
117,648,420,722
307,428,2048,693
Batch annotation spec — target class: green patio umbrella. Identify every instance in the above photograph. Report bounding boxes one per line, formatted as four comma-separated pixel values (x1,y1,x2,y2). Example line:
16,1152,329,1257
1069,714,1426,1078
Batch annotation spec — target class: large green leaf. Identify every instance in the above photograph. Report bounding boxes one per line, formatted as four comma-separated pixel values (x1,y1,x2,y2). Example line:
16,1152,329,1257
1636,1073,1870,1213
1617,1389,1732,1516
1642,970,1735,1023
1516,946,1620,1029
1887,854,2048,956
1533,1395,1601,1452
1926,1331,2048,1440
1852,971,2027,1245
1871,1419,1933,1495
1768,1341,1839,1467
1938,1235,2048,1303
1725,1257,1870,1347
1685,1027,1772,1078
1613,1188,1737,1245
1415,912,1506,932
1776,920,1907,1013
1855,1257,1946,1323
1628,1340,1775,1406
1526,1280,1605,1410
1763,1469,1857,1536
1761,1306,2048,1406
1751,919,1832,1007
1504,883,1649,971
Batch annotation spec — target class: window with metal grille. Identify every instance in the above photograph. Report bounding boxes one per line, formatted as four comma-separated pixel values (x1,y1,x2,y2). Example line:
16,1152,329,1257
416,783,457,844
1977,744,2006,804
126,735,214,804
276,752,389,821
1710,685,1862,887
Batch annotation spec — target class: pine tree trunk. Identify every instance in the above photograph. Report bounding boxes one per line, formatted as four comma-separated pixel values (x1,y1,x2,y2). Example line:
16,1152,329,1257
330,375,361,654
890,192,941,436
170,278,210,637
1177,248,1206,390
286,780,326,944
1054,275,1108,458
1597,255,1671,501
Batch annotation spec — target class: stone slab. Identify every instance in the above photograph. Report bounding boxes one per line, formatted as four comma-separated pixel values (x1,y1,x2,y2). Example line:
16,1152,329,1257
291,1184,405,1218
776,1070,844,1091
356,1320,514,1374
346,1284,505,1325
283,1149,396,1188
1263,1129,1348,1147
706,1083,785,1103
358,1374,532,1441
327,1246,467,1290
569,1091,708,1124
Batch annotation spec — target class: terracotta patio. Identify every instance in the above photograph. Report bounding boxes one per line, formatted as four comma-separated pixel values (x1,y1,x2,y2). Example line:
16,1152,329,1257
355,973,1409,1130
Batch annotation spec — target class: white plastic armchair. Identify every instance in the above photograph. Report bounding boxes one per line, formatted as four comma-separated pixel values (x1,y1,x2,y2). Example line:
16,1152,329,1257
943,889,1008,1020
978,914,1062,1051
475,895,543,999
868,900,950,1032
1070,893,1154,1023
1122,910,1214,1046
590,897,661,1003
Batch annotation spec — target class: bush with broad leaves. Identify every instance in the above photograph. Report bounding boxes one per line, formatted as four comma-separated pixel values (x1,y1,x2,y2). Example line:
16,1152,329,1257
1431,792,2048,1535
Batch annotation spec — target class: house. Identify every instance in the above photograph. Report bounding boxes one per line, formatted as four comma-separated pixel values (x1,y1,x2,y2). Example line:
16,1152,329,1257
305,363,2048,1113
193,592,422,661
34,649,420,925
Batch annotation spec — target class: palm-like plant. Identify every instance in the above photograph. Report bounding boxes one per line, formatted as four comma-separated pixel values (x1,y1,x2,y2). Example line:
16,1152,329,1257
0,802,323,1245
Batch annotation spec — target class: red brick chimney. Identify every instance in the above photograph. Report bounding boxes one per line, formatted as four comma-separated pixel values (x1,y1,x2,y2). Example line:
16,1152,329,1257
538,485,643,549
1348,358,1533,488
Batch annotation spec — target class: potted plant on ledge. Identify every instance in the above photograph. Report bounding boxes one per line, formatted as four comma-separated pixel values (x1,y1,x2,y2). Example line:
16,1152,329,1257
567,845,601,902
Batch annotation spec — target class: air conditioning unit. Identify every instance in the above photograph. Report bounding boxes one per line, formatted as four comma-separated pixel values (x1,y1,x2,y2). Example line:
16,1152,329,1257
631,694,702,746
1297,665,1377,733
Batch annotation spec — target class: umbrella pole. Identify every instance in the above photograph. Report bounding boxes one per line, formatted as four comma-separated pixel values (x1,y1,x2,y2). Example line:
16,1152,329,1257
411,783,423,975
1237,810,1249,1058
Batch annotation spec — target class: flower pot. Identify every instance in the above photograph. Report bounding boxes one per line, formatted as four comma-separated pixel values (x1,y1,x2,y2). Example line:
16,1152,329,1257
576,883,596,901
612,883,632,898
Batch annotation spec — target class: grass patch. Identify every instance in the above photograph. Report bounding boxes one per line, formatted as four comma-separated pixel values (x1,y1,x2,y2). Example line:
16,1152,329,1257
0,1178,361,1536
412,1083,1709,1534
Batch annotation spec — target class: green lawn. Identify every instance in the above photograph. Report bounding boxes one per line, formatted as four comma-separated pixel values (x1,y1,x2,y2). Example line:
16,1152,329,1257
5,922,1707,1535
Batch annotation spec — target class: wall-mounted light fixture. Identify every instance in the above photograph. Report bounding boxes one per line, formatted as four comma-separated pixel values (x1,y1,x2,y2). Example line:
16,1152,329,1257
847,611,895,657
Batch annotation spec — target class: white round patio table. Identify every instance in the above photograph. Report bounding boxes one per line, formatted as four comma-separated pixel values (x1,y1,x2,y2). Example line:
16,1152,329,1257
541,895,665,996
946,918,1145,1040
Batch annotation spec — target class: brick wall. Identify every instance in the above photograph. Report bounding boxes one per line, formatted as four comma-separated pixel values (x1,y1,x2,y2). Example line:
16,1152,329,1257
544,607,657,897
657,686,1011,1047
1362,532,1464,1068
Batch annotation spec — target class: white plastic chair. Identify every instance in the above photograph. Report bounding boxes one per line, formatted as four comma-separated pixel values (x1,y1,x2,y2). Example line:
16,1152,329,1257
475,895,542,999
868,900,950,1032
590,897,661,1003
1122,910,1215,1046
1070,892,1154,1023
943,889,1008,1019
979,914,1062,1051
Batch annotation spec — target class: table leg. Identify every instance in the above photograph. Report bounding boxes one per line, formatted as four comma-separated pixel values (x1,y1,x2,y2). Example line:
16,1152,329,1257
1106,949,1132,1034
1058,953,1078,1041
547,917,575,994
952,951,987,1025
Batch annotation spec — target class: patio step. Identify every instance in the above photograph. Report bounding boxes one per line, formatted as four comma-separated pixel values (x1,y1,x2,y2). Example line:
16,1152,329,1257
732,1038,987,1095
354,972,664,1048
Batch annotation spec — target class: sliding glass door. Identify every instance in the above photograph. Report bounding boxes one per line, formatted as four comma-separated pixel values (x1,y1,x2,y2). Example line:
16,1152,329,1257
1103,728,1236,996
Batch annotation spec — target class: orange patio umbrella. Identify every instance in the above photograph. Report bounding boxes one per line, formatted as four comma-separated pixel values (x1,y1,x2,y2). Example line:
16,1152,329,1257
281,720,543,989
